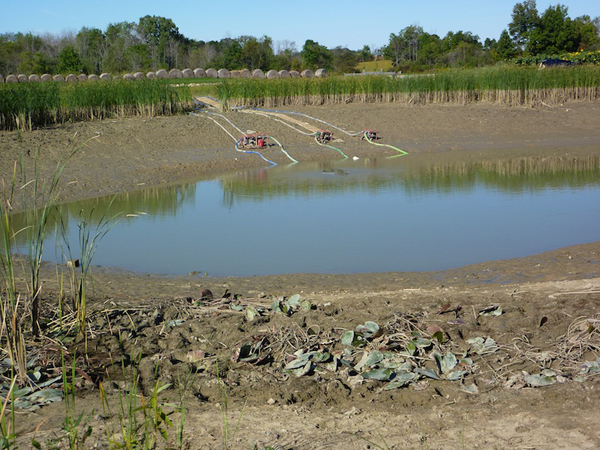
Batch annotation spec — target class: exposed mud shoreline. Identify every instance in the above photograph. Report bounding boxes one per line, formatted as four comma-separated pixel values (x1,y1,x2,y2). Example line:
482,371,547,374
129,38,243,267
1,101,599,208
2,101,600,449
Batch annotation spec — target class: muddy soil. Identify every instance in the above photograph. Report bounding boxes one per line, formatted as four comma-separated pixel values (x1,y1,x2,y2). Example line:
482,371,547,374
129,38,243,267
1,101,600,449
1,100,599,208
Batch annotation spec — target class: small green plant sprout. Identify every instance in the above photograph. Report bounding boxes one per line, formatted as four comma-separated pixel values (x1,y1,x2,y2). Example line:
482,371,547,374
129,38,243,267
0,376,17,449
217,363,246,449
341,321,381,347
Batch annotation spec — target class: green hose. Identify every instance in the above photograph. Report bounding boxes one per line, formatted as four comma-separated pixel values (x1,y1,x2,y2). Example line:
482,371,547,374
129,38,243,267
269,136,298,163
314,134,348,159
364,131,408,155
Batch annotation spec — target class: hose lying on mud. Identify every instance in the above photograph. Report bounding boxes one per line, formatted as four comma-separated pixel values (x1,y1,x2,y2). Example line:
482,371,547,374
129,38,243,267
248,107,408,156
361,131,408,155
244,108,348,159
313,134,348,159
191,101,297,165
191,110,277,166
252,107,363,137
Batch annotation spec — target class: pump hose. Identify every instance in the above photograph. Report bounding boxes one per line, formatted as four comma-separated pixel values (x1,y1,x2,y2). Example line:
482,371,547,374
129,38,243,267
269,136,298,163
247,109,347,158
363,131,408,155
191,111,277,166
235,139,277,166
314,134,348,159
253,107,363,137
252,107,409,156
249,110,315,136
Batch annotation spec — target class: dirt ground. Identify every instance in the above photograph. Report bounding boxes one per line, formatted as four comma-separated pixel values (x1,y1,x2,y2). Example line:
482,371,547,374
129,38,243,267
1,100,600,449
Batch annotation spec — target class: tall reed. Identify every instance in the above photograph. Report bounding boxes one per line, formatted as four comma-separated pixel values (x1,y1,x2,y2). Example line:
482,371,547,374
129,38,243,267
0,165,28,385
60,197,121,337
219,66,600,108
0,80,190,131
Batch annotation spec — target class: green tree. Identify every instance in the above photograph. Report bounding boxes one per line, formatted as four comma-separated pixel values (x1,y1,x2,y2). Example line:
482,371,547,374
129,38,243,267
509,0,540,50
128,44,152,70
223,39,243,69
496,29,518,60
104,22,138,72
300,39,332,70
57,45,82,73
359,45,372,62
417,33,442,66
331,47,359,73
439,31,484,67
17,51,53,74
272,40,300,71
574,15,600,50
384,25,424,66
138,15,181,69
527,5,578,54
441,30,480,52
76,27,106,74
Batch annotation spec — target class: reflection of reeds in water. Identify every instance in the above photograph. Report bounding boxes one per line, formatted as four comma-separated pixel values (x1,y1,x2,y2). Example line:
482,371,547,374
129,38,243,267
8,183,197,247
415,155,600,193
221,155,600,204
219,66,600,108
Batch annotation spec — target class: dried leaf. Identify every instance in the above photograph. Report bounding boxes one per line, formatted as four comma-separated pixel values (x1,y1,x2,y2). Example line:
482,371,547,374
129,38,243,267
479,305,503,317
287,294,301,307
524,373,556,387
245,306,259,321
186,350,206,363
460,383,479,394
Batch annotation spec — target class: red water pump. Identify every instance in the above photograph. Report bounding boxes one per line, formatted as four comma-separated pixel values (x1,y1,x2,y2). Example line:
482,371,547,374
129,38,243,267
240,133,268,148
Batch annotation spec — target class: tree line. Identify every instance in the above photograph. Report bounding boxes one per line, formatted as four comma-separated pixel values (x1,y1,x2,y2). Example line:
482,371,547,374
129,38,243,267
384,1,599,71
1,2,598,76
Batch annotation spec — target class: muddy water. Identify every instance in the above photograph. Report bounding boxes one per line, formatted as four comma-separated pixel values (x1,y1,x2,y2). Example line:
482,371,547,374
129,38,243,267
13,151,600,276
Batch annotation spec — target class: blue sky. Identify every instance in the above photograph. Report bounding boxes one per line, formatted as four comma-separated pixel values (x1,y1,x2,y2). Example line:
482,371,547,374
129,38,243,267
1,0,597,51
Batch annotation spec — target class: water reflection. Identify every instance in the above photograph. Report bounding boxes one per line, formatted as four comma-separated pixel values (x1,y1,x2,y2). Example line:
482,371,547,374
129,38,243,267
10,183,197,246
7,150,600,276
221,154,600,207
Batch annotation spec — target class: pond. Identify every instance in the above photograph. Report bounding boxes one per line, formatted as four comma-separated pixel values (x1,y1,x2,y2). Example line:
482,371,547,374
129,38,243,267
12,149,600,276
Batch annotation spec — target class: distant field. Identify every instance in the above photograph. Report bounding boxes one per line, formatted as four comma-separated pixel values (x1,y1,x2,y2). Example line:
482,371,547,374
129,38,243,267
355,60,395,72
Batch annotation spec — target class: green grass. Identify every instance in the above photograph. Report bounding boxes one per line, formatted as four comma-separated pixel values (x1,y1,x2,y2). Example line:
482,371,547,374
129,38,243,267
218,65,600,107
355,60,395,72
